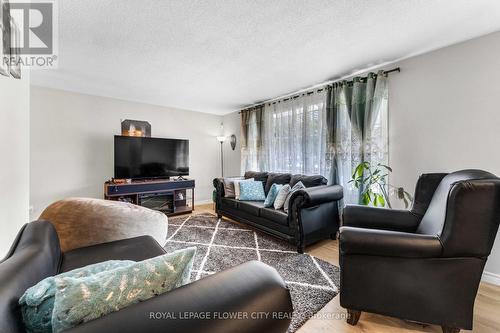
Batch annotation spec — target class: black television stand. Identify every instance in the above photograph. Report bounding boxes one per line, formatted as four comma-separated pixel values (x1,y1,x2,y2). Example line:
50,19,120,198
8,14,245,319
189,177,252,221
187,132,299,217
104,178,195,216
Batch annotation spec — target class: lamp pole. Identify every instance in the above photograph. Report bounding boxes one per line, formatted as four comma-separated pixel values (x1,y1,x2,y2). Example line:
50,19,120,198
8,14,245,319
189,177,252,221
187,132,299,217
217,136,226,177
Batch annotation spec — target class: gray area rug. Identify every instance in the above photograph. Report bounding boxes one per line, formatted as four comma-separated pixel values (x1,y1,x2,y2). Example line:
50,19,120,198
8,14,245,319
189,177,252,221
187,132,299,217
165,213,340,333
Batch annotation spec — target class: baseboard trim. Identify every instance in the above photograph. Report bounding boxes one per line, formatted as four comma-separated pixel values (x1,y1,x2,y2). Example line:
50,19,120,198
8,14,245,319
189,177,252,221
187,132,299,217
482,271,500,286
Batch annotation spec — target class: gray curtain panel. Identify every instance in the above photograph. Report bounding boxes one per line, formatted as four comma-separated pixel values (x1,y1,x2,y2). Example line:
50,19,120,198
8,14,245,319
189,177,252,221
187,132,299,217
240,105,264,149
326,70,388,204
240,105,265,172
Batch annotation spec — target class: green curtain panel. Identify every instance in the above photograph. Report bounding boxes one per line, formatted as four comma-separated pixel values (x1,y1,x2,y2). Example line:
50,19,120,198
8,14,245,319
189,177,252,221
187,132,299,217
326,71,388,204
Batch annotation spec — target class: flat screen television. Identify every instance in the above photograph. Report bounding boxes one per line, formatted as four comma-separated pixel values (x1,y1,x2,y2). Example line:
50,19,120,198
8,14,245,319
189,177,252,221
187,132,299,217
114,135,189,179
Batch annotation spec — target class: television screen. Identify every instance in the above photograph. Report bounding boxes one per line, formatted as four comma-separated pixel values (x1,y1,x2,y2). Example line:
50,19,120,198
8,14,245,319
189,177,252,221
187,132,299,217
114,136,189,179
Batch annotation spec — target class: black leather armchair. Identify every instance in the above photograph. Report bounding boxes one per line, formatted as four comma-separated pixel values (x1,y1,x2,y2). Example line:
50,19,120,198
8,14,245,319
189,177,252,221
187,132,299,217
339,170,500,333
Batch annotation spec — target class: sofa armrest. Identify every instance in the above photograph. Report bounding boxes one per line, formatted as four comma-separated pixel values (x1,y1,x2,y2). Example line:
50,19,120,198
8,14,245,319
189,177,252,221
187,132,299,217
64,261,293,333
291,185,343,208
213,177,225,198
342,205,421,232
339,227,442,258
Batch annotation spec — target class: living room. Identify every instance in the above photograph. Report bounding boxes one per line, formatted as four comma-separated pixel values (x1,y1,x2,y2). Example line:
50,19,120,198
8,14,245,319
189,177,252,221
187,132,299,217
1,1,500,333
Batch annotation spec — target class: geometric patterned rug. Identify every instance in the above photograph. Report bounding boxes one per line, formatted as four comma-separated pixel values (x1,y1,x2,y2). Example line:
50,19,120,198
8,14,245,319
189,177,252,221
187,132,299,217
165,212,340,333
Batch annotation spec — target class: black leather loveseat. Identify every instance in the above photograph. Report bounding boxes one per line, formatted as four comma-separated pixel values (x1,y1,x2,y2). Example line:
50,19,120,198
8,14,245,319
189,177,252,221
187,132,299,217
0,221,293,333
214,171,343,253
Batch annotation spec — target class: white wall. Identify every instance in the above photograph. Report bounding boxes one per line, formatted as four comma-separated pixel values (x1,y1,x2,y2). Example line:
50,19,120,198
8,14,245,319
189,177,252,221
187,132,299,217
222,111,242,177
388,31,500,281
0,70,30,257
30,87,223,219
223,31,500,282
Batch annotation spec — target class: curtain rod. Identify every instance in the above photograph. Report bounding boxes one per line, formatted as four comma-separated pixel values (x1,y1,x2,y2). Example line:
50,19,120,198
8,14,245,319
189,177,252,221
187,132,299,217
239,67,400,112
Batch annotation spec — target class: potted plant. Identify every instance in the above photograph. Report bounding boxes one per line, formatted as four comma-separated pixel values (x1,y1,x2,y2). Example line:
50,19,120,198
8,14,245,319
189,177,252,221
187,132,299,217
349,162,412,208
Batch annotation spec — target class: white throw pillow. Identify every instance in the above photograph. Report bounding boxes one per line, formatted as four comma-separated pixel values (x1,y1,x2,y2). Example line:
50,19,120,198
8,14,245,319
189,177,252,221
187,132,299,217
234,178,254,200
273,184,291,210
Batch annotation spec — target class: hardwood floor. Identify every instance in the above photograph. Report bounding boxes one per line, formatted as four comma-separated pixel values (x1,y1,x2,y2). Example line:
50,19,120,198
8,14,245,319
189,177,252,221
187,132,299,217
192,204,500,333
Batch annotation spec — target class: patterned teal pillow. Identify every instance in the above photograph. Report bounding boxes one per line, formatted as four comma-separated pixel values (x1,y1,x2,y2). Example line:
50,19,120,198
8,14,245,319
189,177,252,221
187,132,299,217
238,180,266,201
51,247,196,333
19,260,135,333
264,184,284,207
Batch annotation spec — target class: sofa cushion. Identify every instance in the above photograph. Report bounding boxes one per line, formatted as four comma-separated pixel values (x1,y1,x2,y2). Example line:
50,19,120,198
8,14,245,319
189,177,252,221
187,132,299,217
290,174,328,188
19,260,134,333
239,181,266,201
274,184,291,210
60,235,166,272
265,173,292,194
239,201,265,216
234,178,254,200
284,181,306,213
221,197,239,210
259,208,288,226
244,171,268,184
52,248,196,333
264,184,284,208
223,177,244,198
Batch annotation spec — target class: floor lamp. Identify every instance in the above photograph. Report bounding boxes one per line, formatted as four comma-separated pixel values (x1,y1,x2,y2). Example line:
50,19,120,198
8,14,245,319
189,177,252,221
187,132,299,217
217,136,226,177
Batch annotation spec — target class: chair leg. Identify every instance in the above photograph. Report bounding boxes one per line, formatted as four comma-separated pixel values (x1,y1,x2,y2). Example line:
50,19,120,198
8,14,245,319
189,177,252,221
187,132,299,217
346,309,361,325
330,232,337,240
441,327,460,333
297,245,304,254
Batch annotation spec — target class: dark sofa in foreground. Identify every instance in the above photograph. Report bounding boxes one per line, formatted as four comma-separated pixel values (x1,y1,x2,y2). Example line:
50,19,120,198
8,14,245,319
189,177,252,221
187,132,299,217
214,171,343,253
0,221,293,333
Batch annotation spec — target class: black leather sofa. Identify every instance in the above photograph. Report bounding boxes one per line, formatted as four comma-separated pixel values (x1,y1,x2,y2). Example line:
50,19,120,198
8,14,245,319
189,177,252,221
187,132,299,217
0,221,293,333
339,170,500,333
213,171,343,253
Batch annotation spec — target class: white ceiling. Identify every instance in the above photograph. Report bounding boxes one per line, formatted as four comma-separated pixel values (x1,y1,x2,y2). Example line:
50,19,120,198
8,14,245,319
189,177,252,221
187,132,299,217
32,0,500,115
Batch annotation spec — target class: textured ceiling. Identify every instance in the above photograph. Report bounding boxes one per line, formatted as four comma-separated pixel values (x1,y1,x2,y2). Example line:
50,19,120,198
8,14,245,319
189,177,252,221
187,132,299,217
32,0,500,115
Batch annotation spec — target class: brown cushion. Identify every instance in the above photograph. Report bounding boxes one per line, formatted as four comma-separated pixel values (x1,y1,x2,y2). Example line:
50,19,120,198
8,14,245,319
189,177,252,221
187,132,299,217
40,198,168,252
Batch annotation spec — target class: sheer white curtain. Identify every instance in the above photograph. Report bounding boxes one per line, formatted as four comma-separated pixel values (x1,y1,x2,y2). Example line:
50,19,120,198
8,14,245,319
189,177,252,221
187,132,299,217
260,90,330,178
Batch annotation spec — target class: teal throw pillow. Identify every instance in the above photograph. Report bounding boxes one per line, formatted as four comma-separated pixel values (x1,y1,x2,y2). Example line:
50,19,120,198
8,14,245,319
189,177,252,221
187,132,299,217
264,184,284,207
19,260,135,333
51,247,196,333
238,180,266,201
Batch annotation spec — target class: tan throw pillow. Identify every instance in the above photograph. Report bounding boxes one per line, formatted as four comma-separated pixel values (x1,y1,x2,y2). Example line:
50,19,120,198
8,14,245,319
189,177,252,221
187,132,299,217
234,178,254,200
273,184,291,210
223,177,244,198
